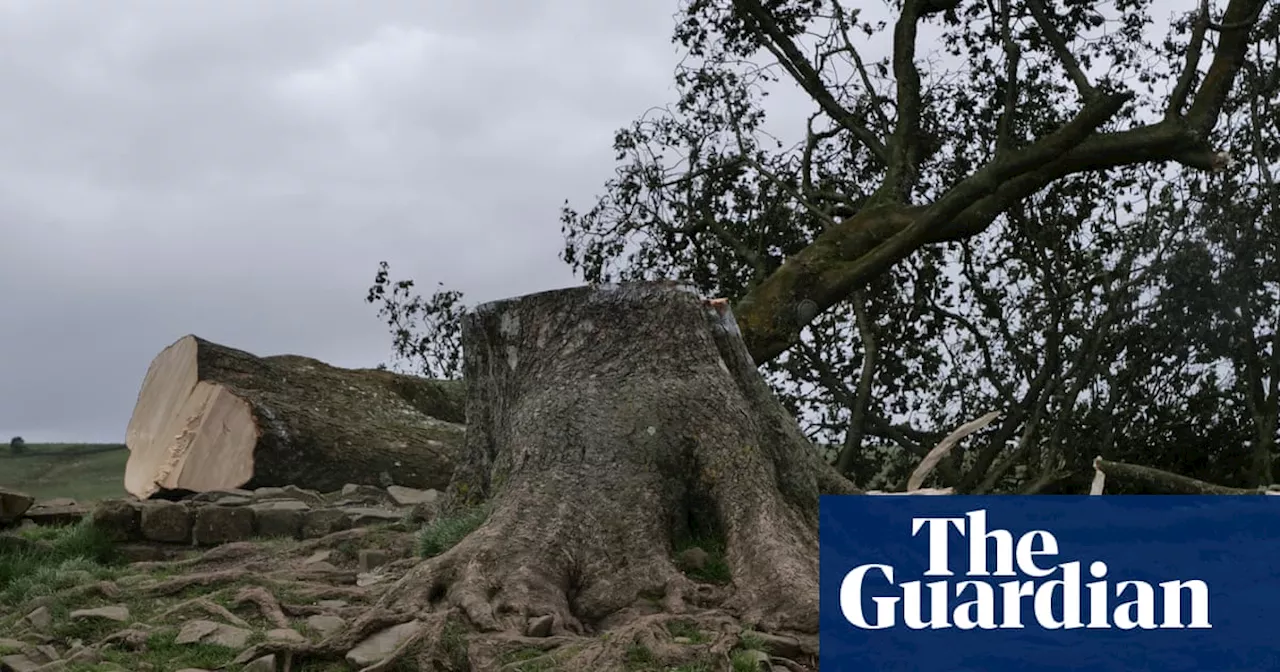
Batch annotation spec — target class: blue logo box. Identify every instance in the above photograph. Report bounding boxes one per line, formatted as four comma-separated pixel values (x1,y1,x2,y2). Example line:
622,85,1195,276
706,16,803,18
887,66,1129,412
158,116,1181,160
819,495,1280,671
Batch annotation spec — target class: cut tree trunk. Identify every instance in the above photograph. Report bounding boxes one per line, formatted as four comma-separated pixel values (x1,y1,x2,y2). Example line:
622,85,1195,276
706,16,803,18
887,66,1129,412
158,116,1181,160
123,335,464,499
333,282,858,668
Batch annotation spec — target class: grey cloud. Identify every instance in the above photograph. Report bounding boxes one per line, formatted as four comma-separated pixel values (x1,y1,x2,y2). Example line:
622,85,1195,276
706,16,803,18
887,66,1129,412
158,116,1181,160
0,0,678,441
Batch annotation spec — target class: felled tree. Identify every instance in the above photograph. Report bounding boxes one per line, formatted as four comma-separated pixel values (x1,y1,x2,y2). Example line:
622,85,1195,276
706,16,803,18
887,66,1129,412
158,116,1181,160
124,335,465,498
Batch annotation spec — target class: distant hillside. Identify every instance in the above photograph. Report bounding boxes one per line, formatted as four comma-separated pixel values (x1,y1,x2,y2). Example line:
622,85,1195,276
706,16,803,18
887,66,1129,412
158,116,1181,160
0,443,129,502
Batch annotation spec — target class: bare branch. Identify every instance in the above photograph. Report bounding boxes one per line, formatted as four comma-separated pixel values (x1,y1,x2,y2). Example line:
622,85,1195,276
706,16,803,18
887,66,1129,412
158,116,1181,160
974,333,1063,494
835,290,878,475
1186,0,1268,133
659,155,747,189
832,2,893,132
1208,0,1268,30
732,0,889,164
995,0,1023,154
878,0,927,202
1167,2,1212,119
867,414,932,456
745,156,841,229
1025,0,1097,99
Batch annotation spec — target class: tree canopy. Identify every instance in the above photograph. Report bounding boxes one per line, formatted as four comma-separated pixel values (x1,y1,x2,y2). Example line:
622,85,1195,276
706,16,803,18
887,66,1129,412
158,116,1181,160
372,0,1278,494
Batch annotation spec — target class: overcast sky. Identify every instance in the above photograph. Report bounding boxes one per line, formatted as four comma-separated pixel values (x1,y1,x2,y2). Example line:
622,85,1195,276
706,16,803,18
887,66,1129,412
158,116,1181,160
0,0,764,442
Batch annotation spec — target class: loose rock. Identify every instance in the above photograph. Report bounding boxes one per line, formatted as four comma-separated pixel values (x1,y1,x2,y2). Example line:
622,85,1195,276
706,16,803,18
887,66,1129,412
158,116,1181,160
69,605,130,622
346,621,423,668
175,620,252,648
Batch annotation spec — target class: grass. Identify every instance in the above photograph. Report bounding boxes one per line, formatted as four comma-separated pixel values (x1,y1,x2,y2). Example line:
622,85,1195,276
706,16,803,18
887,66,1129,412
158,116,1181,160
620,643,716,672
440,616,470,670
736,630,766,652
0,443,129,502
0,518,124,606
673,537,732,585
416,503,490,558
59,629,242,672
624,643,656,670
666,619,709,644
729,649,765,671
499,646,558,671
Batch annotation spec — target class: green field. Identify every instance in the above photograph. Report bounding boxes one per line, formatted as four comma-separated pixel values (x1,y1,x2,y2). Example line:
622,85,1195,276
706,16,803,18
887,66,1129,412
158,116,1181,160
0,443,130,502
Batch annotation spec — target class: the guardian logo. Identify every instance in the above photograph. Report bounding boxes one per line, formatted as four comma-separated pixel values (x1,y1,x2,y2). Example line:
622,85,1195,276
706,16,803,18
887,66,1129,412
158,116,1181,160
840,509,1212,631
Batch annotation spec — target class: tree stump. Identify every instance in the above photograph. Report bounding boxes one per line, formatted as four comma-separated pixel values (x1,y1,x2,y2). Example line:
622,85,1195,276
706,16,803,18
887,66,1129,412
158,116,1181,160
381,282,853,648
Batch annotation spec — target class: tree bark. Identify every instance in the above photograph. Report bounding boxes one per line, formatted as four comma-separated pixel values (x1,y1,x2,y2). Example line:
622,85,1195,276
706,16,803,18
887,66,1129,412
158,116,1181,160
381,282,851,648
1092,458,1272,495
124,335,464,499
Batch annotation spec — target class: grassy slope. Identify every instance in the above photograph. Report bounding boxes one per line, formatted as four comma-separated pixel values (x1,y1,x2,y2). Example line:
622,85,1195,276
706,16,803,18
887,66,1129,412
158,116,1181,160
0,443,129,502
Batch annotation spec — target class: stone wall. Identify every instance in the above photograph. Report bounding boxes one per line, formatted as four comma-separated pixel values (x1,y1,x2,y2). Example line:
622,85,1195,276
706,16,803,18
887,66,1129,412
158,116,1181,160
95,484,440,546
2,484,440,547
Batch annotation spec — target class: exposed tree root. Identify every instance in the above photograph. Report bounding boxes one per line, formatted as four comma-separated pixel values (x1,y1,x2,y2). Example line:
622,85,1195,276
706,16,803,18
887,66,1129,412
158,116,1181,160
219,285,827,670
372,483,740,640
275,566,359,584
287,583,376,601
278,602,332,617
141,568,251,595
94,627,151,650
155,595,251,628
129,540,261,572
248,574,817,671
63,580,122,602
232,606,419,664
233,585,290,628
22,580,122,614
297,527,373,550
